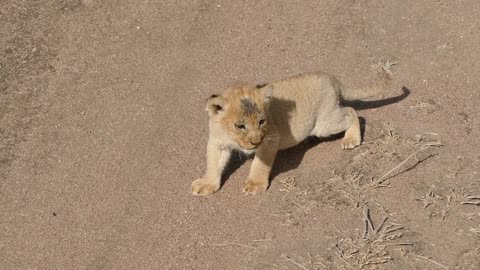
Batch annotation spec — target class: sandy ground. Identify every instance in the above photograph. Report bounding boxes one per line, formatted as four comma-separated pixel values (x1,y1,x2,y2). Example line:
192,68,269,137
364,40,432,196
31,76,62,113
1,0,480,269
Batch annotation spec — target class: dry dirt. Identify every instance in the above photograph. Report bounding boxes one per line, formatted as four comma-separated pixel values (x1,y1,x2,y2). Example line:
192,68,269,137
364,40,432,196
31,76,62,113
1,0,480,269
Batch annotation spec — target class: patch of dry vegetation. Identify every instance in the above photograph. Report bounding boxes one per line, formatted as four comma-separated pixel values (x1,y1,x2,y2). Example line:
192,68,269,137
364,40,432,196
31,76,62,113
273,209,412,270
416,188,480,220
274,125,443,226
269,124,454,269
331,209,412,269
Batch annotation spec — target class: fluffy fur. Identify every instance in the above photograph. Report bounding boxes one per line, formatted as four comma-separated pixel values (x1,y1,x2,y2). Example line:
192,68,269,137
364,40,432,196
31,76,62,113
192,71,389,196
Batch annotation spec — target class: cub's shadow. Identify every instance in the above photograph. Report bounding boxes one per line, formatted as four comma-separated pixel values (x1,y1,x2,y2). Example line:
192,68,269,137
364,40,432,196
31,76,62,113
342,86,410,110
222,127,353,185
221,87,410,187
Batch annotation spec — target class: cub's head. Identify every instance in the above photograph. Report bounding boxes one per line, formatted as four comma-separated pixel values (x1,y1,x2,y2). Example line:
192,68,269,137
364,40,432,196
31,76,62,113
206,84,273,150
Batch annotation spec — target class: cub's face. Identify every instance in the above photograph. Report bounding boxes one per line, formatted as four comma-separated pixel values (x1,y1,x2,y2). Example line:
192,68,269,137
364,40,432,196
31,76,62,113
206,85,273,150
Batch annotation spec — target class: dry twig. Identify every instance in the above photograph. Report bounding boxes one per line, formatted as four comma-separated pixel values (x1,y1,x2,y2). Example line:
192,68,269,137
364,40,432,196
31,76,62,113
414,254,448,269
461,194,480,205
374,142,442,186
281,255,309,270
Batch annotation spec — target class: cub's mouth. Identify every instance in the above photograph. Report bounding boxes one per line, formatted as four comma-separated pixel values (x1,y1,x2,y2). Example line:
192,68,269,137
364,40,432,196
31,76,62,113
240,141,263,150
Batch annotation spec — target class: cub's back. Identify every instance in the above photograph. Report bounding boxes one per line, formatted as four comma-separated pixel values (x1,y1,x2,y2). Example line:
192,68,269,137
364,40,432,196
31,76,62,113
268,73,341,149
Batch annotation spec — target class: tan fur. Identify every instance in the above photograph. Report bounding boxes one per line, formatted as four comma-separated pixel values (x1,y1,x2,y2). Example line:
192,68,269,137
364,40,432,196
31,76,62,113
192,72,389,196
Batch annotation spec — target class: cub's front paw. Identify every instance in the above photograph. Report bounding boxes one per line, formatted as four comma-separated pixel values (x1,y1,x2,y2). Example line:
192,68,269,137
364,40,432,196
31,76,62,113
243,178,268,195
191,178,219,196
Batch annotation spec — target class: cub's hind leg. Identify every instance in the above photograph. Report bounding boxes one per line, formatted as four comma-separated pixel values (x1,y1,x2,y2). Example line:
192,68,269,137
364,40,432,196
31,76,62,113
311,106,361,149
340,107,361,149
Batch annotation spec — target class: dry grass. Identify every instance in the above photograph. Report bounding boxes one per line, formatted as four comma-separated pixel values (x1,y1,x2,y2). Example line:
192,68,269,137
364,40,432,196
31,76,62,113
334,208,412,269
272,175,315,226
269,125,459,269
453,247,480,269
468,226,480,236
278,175,298,193
274,208,412,270
412,254,448,269
268,253,329,270
372,141,442,187
279,254,321,270
416,191,439,209
370,59,397,79
416,188,480,220
460,194,480,206
272,127,445,226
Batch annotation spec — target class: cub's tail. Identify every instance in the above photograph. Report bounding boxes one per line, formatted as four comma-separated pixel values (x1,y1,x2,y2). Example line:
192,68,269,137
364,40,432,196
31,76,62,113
338,60,395,101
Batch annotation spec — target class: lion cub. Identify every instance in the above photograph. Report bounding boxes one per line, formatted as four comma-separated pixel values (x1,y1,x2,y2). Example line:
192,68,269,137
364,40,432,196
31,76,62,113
192,71,389,196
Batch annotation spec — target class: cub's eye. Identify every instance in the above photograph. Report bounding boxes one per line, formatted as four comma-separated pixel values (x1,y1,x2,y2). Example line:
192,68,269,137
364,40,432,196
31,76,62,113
235,123,246,130
259,119,266,126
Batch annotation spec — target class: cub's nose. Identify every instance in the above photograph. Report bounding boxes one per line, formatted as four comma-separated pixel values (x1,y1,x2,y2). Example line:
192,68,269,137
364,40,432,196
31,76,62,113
250,138,262,146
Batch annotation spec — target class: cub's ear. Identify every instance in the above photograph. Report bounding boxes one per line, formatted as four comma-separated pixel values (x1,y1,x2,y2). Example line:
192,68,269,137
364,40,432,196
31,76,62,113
206,95,227,115
261,84,273,101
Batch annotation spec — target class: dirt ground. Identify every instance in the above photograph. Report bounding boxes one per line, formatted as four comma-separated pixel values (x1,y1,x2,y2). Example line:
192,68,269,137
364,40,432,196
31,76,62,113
1,0,480,269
